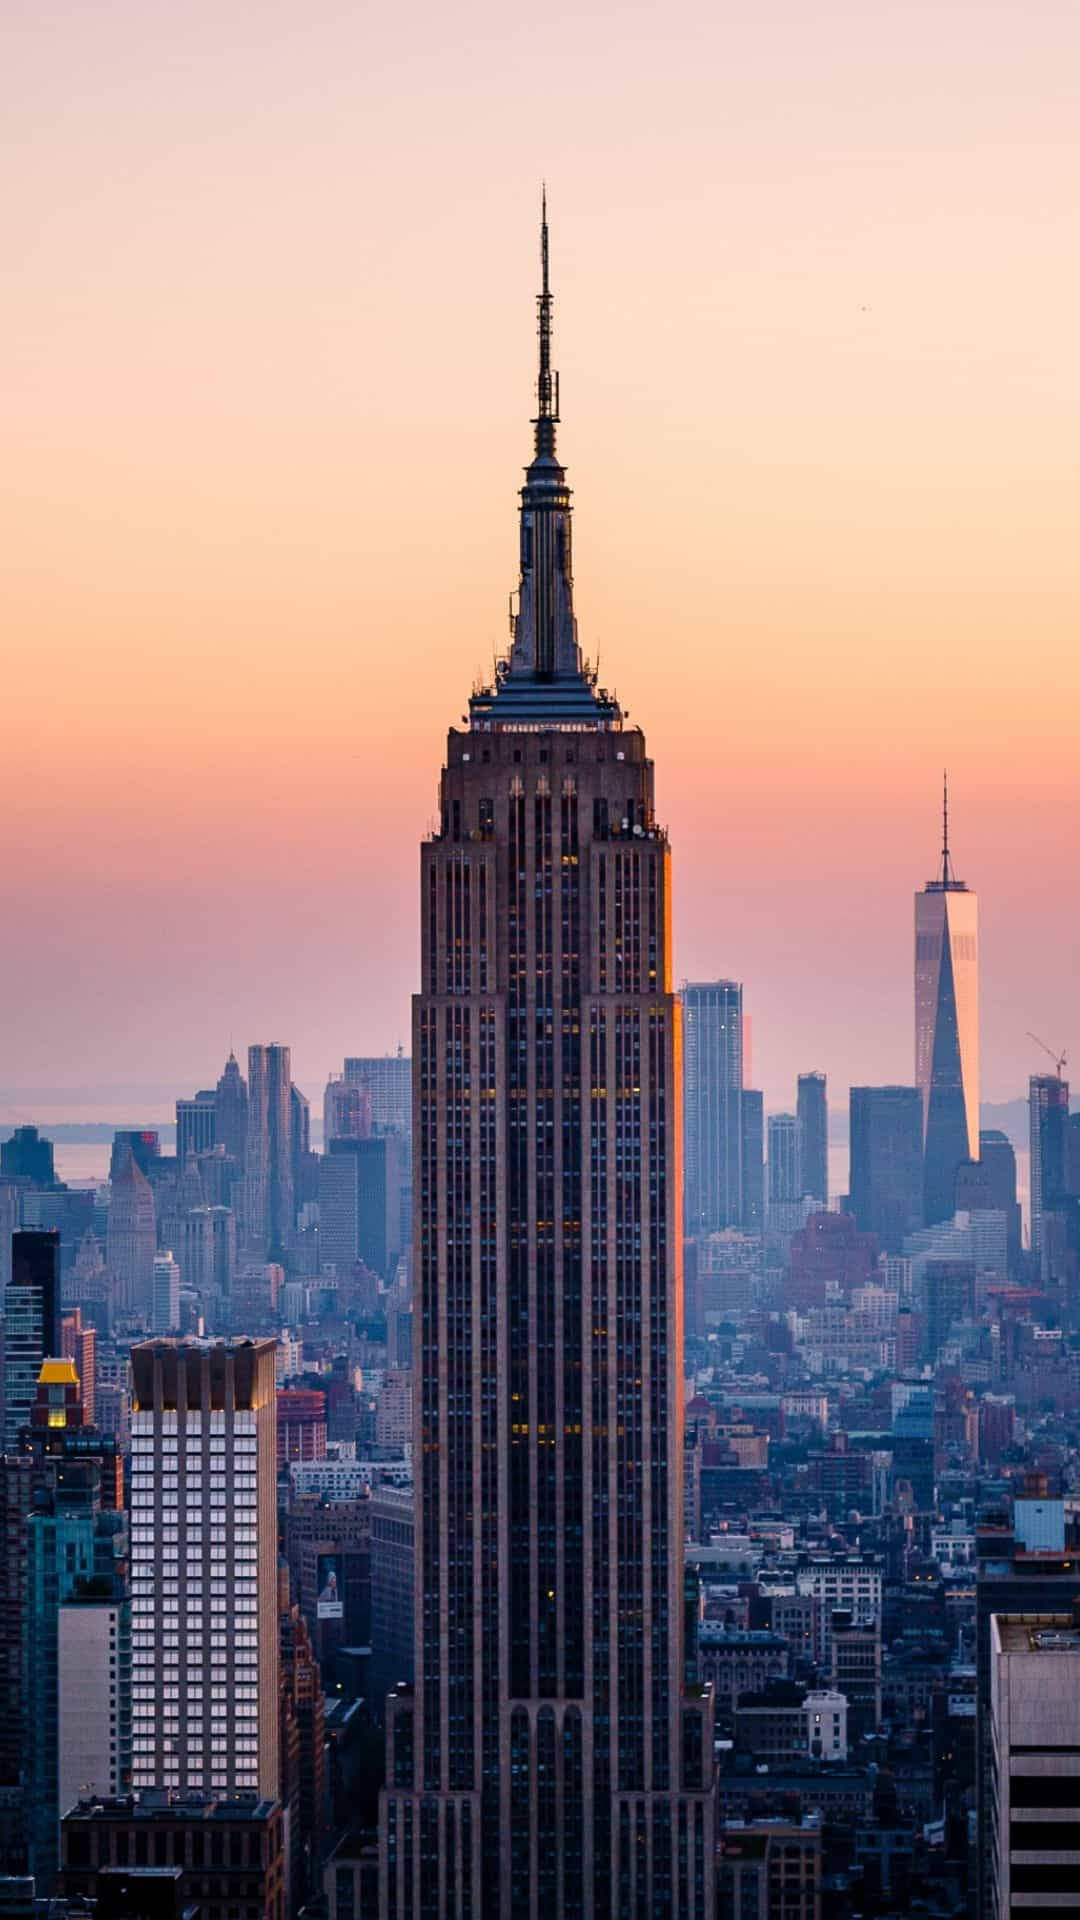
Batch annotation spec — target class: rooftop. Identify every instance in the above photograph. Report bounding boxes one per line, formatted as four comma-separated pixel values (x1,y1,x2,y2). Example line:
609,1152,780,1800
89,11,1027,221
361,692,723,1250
63,1794,278,1824
994,1612,1080,1654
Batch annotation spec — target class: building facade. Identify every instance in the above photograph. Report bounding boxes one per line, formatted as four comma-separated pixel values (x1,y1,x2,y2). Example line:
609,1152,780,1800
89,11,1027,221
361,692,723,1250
1029,1073,1070,1269
915,792,979,1225
796,1073,828,1208
246,1046,294,1258
682,981,744,1238
106,1150,157,1322
3,1231,60,1451
378,208,714,1918
128,1338,279,1800
849,1087,923,1255
989,1610,1080,1920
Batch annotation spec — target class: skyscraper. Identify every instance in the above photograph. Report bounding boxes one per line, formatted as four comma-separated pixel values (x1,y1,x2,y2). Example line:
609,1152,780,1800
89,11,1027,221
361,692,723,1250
682,980,744,1237
246,1044,294,1257
0,1127,56,1189
3,1230,60,1450
151,1251,181,1332
214,1050,249,1166
379,206,715,1918
796,1072,828,1207
342,1051,411,1134
176,1091,217,1166
849,1087,924,1255
915,781,979,1224
106,1146,157,1320
767,1114,800,1204
740,1089,765,1236
128,1337,279,1799
1029,1072,1069,1267
61,1307,97,1424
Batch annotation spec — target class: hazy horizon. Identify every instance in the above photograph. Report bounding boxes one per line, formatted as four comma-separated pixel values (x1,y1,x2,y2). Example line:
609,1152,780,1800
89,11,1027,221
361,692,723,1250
5,1,1079,1109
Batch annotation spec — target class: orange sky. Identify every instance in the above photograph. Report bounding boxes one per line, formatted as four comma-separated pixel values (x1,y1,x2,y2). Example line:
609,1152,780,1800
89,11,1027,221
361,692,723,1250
3,0,1078,1113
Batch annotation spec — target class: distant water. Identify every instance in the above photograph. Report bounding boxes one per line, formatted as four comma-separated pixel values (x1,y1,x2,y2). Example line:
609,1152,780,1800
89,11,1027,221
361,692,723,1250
54,1143,113,1186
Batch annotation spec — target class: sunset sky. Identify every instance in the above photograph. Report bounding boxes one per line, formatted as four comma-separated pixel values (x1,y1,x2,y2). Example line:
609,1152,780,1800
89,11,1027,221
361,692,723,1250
4,0,1078,1117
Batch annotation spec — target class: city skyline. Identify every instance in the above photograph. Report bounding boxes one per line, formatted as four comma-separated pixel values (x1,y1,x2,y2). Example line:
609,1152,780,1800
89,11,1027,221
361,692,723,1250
5,2,1080,1112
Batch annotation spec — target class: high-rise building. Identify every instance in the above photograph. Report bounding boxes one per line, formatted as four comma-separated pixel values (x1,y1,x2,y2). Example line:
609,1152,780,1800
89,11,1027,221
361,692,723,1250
214,1051,248,1167
915,783,979,1224
988,1608,1080,1920
108,1130,160,1182
246,1045,294,1258
378,206,714,1918
61,1308,96,1424
342,1051,411,1135
3,1231,60,1451
1029,1073,1070,1266
151,1253,181,1334
682,980,744,1237
849,1087,924,1255
796,1072,828,1207
128,1338,279,1799
319,1136,407,1281
955,1130,1021,1275
767,1114,800,1205
974,1497,1080,1920
106,1149,156,1321
324,1076,372,1144
0,1128,56,1190
370,1482,414,1712
27,1475,127,1886
740,1090,764,1236
176,1092,216,1167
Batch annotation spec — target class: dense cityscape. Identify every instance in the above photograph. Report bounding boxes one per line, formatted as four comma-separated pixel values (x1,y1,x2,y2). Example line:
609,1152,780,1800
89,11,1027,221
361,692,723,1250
5,216,1079,1920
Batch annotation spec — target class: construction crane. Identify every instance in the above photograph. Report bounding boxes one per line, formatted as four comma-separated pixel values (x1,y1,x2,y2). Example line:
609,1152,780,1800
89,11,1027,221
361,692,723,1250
1027,1032,1068,1078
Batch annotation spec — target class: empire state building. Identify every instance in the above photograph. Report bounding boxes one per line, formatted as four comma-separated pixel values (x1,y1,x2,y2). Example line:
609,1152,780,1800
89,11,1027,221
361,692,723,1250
378,209,715,1918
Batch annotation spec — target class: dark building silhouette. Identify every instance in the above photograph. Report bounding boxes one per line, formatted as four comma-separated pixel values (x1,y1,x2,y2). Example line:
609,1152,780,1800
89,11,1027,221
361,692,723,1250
108,1131,160,1181
4,1232,60,1452
175,1092,216,1166
740,1090,764,1236
849,1087,923,1254
796,1073,828,1206
1029,1073,1069,1272
378,204,715,1917
214,1051,249,1166
0,1129,55,1190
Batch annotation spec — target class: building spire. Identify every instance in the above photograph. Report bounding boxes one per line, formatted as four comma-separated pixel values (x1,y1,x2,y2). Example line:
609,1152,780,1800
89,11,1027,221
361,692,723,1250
533,186,559,458
941,768,952,885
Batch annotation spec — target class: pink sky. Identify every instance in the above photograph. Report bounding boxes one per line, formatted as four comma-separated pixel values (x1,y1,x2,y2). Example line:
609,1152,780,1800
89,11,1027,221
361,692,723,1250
3,0,1079,1112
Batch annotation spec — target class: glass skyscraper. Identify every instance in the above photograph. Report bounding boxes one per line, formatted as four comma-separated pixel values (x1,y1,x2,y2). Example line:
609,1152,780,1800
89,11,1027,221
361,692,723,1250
915,785,979,1225
682,981,744,1237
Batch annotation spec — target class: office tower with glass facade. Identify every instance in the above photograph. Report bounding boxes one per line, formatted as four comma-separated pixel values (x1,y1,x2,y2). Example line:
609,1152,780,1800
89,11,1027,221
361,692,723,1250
378,207,714,1918
683,981,744,1238
796,1073,828,1207
740,1090,765,1236
246,1045,294,1257
128,1337,279,1800
1029,1073,1070,1268
849,1087,924,1255
177,1092,217,1166
915,788,979,1224
343,1051,412,1135
3,1230,60,1450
